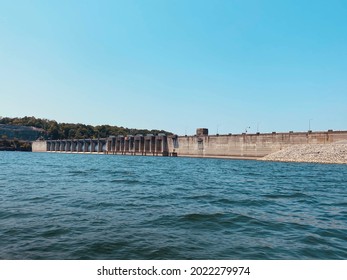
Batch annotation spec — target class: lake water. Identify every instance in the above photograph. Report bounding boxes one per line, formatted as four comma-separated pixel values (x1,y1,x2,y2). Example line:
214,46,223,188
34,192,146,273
0,151,346,259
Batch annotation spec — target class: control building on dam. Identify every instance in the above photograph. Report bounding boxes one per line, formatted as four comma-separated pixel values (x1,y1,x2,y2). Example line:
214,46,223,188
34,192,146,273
32,128,347,159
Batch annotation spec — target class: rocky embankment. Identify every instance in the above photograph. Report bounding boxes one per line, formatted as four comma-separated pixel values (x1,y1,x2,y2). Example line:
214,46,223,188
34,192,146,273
260,143,347,164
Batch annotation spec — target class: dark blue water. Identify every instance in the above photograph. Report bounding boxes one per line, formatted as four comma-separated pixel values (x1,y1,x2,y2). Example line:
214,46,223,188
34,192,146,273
0,151,346,259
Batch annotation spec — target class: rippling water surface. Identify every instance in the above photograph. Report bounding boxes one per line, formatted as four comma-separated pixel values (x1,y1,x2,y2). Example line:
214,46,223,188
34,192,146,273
0,152,346,259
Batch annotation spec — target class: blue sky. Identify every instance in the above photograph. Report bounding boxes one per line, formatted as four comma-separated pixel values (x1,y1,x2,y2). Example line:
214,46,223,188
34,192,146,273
1,0,346,135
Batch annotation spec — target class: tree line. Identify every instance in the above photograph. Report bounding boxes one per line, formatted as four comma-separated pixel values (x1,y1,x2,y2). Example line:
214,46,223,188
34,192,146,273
0,116,172,140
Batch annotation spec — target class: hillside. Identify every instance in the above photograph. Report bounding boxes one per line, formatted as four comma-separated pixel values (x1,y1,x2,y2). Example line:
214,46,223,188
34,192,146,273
0,124,45,141
0,116,172,141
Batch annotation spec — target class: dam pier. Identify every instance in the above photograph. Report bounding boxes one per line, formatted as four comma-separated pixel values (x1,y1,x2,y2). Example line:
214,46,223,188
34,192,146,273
32,128,347,161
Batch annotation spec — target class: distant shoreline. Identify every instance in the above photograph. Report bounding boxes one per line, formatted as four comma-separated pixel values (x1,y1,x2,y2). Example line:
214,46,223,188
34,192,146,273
28,147,347,165
0,140,32,152
3,152,347,164
112,143,347,164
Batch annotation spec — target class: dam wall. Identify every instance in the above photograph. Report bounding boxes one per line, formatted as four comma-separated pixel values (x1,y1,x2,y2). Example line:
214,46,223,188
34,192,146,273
32,129,347,159
31,140,47,152
167,130,347,158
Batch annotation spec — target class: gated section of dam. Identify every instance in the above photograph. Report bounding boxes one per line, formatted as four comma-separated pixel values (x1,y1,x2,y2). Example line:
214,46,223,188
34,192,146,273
32,134,172,156
32,128,347,159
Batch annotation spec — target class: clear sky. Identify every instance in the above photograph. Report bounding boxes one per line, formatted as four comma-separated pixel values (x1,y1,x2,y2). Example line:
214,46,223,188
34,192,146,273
0,0,346,135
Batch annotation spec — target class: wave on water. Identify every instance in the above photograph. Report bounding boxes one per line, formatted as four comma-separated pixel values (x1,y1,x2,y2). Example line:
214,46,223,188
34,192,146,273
0,152,347,259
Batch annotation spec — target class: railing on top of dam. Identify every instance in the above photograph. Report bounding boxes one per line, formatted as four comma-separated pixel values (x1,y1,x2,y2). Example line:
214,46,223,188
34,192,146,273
43,134,175,156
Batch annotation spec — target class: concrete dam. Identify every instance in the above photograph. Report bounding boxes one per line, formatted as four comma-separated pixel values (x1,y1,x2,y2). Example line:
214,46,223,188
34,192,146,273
32,128,347,159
